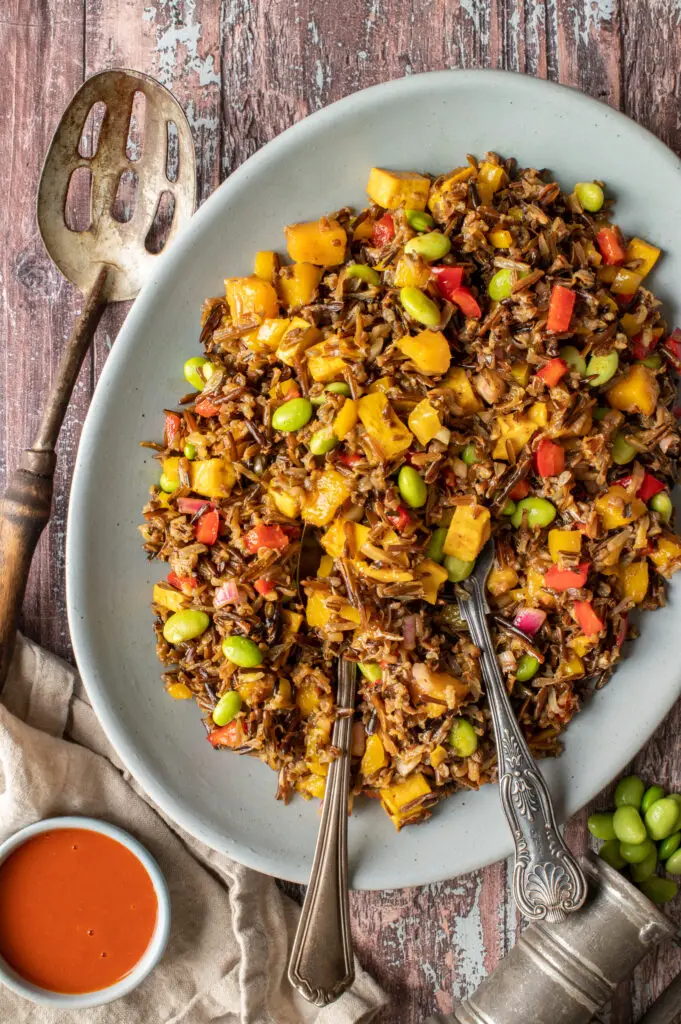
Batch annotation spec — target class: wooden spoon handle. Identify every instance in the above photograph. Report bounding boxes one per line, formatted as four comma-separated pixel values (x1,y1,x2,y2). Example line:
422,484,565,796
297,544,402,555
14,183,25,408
0,268,110,686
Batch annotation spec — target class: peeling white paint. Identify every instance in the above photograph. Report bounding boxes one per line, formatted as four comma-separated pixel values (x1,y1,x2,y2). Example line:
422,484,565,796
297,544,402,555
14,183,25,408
574,0,616,45
149,0,220,87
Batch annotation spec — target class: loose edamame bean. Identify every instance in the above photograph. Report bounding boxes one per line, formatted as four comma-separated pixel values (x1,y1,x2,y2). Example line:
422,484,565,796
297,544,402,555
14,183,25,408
359,662,382,681
309,427,338,456
448,718,478,757
426,527,448,563
615,775,645,809
398,465,428,508
163,609,211,644
222,635,263,668
639,877,679,905
511,497,557,529
460,443,478,466
502,500,516,516
326,382,351,396
400,286,441,326
668,793,681,812
587,812,616,841
559,345,587,377
574,181,605,213
445,555,475,583
212,690,242,726
631,846,658,882
346,263,381,286
516,654,540,683
639,353,662,369
645,797,681,841
404,231,452,261
621,838,656,864
664,848,681,875
642,784,666,814
599,839,626,870
405,209,435,232
593,407,609,421
184,356,214,392
611,433,637,465
613,805,647,845
183,443,197,460
650,492,673,523
659,832,681,861
159,473,179,493
271,397,313,432
586,351,619,387
488,269,513,301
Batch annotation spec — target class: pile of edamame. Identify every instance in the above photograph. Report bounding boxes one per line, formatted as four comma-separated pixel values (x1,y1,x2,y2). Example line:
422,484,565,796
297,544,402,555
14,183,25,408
588,774,681,904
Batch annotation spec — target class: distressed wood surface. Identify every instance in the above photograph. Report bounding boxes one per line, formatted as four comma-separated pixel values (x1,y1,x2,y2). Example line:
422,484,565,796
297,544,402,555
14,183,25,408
2,2,681,1020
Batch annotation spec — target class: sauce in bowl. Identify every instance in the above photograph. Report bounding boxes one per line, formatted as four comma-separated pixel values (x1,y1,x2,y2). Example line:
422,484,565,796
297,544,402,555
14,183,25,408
0,827,158,994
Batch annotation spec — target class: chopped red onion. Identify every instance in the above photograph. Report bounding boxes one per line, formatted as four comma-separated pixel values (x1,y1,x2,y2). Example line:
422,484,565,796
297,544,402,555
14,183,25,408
513,607,547,637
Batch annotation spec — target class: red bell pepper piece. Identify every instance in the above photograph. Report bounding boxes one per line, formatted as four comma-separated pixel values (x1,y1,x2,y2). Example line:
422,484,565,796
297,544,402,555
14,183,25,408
544,562,590,592
243,524,289,553
537,357,569,387
167,571,198,589
615,294,634,310
450,286,482,319
371,213,395,247
254,577,275,596
338,453,362,467
431,266,465,302
596,227,627,266
195,508,220,545
573,600,604,636
546,285,576,333
663,328,681,370
208,721,243,748
617,471,665,502
386,505,411,532
194,397,220,417
509,479,530,500
177,497,212,515
535,438,565,478
164,412,181,445
631,332,659,361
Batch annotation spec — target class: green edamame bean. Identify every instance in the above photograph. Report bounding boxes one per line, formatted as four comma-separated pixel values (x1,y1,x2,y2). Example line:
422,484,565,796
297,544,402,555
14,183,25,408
448,718,478,757
212,690,242,726
309,427,339,456
659,832,681,861
645,797,681,841
159,473,179,493
346,263,381,286
599,839,626,870
510,497,557,529
222,635,263,668
163,609,210,644
488,269,514,301
183,443,197,460
426,527,448,563
639,353,662,369
615,775,645,809
326,382,351,396
593,407,609,421
611,433,637,465
405,209,435,232
613,805,647,845
444,555,475,583
621,838,656,864
586,351,619,387
668,794,681,812
404,231,452,261
642,785,666,815
559,346,587,377
358,662,382,681
587,812,616,841
650,492,673,523
400,286,441,326
574,182,605,213
271,397,313,433
460,443,478,466
398,465,428,508
502,500,516,516
664,848,681,875
631,846,658,882
639,877,679,905
184,356,214,391
516,654,540,683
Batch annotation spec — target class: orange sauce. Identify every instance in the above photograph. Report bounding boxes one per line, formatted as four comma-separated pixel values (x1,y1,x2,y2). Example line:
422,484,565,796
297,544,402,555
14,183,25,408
0,828,158,993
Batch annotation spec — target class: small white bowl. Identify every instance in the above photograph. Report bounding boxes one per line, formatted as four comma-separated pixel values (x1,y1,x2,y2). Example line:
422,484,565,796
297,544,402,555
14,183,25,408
0,816,171,1009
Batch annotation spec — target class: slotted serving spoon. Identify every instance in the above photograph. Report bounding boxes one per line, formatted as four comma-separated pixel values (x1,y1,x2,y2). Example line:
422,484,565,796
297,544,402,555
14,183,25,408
0,69,196,686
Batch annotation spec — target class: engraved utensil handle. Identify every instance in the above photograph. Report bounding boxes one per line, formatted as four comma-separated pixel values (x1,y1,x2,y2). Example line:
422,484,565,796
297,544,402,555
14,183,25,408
287,658,356,1005
459,576,587,924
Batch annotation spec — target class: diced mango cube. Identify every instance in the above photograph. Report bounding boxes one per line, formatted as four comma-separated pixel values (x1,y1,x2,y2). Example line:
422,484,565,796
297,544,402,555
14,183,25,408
394,256,430,288
487,565,519,596
649,535,681,578
381,773,431,828
492,415,537,460
528,402,549,427
476,161,507,205
269,482,300,519
305,591,360,629
297,774,326,800
278,263,324,309
444,367,482,414
305,341,348,383
357,392,413,460
281,610,303,636
354,561,414,583
285,219,347,266
333,398,359,440
510,362,530,387
153,583,187,613
190,457,236,499
397,329,451,375
561,654,585,679
430,745,448,768
489,229,512,248
443,503,491,561
302,469,352,527
368,376,393,394
427,167,475,216
353,216,374,241
242,317,291,353
408,398,442,446
276,317,321,366
167,682,193,700
617,561,649,604
548,529,582,562
570,635,597,657
162,456,180,484
626,237,661,279
318,554,334,578
367,167,430,211
224,275,279,323
254,250,278,282
417,558,449,604
320,517,370,558
595,485,646,530
361,734,387,776
607,364,659,418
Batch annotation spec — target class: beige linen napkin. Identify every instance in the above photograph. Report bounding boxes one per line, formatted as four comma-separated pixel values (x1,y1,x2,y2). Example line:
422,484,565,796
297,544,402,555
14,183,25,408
0,635,387,1024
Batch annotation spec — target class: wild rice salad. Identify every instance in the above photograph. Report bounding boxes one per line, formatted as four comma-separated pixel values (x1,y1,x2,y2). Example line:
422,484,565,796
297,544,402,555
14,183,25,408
140,154,681,830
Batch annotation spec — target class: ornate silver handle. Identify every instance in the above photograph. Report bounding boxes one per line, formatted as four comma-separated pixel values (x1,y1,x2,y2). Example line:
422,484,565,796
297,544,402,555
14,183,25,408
458,553,587,923
287,658,356,1005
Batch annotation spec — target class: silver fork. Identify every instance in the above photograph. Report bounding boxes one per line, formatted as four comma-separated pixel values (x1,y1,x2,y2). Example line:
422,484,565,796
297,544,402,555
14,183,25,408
455,537,587,923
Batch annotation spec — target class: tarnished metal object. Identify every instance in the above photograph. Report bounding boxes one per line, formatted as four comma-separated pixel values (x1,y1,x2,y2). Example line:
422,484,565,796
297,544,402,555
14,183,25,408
456,539,587,923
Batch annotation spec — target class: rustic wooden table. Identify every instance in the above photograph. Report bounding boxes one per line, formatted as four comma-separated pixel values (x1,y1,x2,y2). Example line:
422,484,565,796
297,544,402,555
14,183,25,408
3,2,681,1020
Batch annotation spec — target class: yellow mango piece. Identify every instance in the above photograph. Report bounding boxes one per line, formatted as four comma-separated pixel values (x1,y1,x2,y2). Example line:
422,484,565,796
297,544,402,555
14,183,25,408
276,318,321,366
649,535,681,578
242,317,291,353
487,565,519,597
561,655,585,679
297,774,326,800
444,366,482,414
282,610,303,636
268,378,300,400
595,485,646,530
381,773,431,816
162,456,180,484
353,217,374,241
408,398,442,446
548,529,582,562
584,240,602,266
443,504,491,561
570,635,596,657
320,517,370,558
355,561,414,583
528,402,548,427
305,590,360,628
430,745,448,768
278,262,324,309
397,329,451,376
361,734,387,776
269,482,300,519
611,268,643,296
607,364,659,418
427,166,475,215
306,345,349,383
477,161,507,205
618,561,649,604
526,567,548,604
333,398,359,440
167,682,193,700
224,275,279,323
366,167,430,211
318,555,334,579
510,362,530,387
302,469,352,527
190,458,236,499
153,583,187,613
626,237,661,279
357,392,413,460
254,250,278,282
492,415,537,460
489,229,512,248
285,218,347,266
368,376,393,394
307,757,328,778
417,559,449,604
394,256,430,288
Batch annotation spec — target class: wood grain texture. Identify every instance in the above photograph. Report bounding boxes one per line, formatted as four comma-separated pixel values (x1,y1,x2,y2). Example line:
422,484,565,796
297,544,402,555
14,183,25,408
2,2,681,1021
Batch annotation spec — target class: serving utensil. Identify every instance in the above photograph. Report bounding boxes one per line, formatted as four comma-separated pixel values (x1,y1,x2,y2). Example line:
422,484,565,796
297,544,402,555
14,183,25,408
0,69,195,687
288,529,356,1005
455,538,587,923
